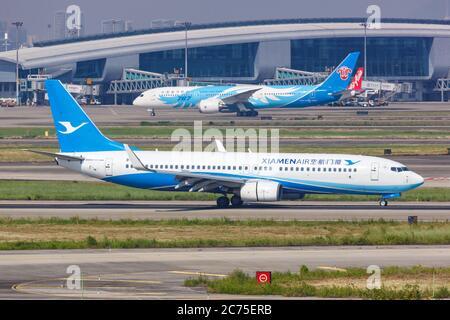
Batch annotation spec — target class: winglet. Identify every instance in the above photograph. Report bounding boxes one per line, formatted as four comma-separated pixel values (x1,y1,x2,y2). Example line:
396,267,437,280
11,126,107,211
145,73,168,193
124,144,152,171
214,139,227,152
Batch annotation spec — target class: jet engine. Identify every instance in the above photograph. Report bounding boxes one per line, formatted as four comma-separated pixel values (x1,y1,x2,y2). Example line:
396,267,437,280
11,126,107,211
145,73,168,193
198,98,225,114
240,180,281,202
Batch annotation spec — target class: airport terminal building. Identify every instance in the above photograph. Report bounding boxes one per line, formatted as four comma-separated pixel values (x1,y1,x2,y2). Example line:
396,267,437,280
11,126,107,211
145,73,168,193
0,18,450,103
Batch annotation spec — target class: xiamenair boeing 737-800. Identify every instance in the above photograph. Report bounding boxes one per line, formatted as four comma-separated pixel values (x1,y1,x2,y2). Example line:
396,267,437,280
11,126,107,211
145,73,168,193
133,52,360,117
31,79,424,208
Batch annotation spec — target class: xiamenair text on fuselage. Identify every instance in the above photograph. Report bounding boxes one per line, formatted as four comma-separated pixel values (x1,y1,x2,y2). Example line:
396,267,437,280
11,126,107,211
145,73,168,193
32,79,424,208
133,52,360,117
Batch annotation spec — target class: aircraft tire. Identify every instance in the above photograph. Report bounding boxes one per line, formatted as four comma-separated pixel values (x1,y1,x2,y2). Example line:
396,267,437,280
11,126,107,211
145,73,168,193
379,200,388,207
217,196,230,208
231,195,243,207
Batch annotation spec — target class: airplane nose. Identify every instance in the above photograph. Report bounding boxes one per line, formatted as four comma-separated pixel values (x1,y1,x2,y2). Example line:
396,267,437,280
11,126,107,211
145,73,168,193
413,172,424,186
133,97,144,107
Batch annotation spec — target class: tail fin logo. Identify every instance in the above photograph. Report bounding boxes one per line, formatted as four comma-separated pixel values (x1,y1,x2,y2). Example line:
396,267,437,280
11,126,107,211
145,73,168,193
58,121,88,134
337,66,352,81
347,67,364,90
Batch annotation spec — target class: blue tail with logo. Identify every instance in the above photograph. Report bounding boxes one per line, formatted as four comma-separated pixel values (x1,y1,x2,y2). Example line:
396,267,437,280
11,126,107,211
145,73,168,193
320,52,360,91
45,80,124,153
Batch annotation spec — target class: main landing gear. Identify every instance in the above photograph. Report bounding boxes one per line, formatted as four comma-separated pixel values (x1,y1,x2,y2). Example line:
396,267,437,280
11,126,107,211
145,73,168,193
216,195,243,208
216,196,230,208
379,199,388,207
236,110,258,117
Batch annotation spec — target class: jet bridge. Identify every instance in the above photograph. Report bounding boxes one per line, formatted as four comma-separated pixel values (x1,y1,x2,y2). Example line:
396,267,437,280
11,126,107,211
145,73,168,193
107,68,185,104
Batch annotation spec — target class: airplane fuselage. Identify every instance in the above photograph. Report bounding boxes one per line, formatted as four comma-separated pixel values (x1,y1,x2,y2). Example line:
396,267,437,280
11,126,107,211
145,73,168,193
59,150,423,197
133,85,337,111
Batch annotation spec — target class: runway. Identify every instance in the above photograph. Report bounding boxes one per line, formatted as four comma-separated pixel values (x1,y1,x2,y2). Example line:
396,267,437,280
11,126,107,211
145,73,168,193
1,200,449,221
1,246,449,299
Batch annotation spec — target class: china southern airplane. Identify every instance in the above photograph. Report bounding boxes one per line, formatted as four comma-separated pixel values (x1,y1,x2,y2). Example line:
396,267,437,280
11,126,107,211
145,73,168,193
30,79,424,208
133,52,360,117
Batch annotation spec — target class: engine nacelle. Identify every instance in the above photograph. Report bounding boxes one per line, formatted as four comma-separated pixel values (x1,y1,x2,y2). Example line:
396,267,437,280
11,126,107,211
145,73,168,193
198,98,225,114
240,180,281,202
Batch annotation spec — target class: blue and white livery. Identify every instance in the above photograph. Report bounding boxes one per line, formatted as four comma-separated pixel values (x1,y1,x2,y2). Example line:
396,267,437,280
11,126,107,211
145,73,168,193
32,79,424,208
133,52,360,117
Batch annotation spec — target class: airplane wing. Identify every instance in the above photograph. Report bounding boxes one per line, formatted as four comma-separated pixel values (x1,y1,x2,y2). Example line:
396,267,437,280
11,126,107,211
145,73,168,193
24,149,85,161
124,144,245,191
220,88,261,104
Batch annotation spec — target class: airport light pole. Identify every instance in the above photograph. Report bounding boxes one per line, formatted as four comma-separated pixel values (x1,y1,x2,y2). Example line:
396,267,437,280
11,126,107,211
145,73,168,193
183,21,192,79
360,22,368,80
12,21,23,106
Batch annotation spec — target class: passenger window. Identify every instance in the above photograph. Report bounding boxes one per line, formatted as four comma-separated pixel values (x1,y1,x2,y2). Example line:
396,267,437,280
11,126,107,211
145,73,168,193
338,168,342,172
228,166,231,170
239,166,242,170
233,166,237,170
180,165,184,169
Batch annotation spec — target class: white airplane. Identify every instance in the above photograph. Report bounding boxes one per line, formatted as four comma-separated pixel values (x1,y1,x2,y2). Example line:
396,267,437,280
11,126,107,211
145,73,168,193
31,80,424,208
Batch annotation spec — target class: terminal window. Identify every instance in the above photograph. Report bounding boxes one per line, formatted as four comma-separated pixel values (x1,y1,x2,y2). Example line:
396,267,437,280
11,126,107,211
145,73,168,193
291,37,433,77
139,42,259,78
74,58,107,78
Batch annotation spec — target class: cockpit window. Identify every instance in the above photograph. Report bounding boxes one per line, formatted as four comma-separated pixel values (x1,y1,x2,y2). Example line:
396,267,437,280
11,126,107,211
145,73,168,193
139,94,144,97
391,166,410,172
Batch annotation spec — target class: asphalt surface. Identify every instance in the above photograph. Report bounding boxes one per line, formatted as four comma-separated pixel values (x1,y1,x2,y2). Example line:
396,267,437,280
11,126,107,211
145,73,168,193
0,200,449,221
1,102,450,127
1,246,449,299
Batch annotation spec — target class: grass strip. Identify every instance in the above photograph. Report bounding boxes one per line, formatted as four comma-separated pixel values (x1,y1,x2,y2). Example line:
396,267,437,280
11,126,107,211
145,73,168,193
185,266,450,299
2,126,450,139
0,219,449,250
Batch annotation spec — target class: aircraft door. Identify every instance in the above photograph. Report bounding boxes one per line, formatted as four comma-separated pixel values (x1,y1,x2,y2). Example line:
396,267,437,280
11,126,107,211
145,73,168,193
370,162,379,181
105,159,113,176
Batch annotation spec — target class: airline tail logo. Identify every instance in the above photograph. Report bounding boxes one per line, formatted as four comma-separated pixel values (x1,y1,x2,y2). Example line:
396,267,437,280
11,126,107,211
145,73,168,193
58,121,88,134
337,66,352,81
347,67,364,90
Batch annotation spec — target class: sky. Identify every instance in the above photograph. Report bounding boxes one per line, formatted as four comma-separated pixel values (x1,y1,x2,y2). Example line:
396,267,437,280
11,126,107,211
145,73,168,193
0,0,447,40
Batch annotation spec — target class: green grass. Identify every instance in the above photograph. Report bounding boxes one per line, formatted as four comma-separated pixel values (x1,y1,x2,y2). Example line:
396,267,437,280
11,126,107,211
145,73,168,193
185,267,450,299
0,219,449,250
1,144,449,163
2,126,450,139
0,180,448,201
